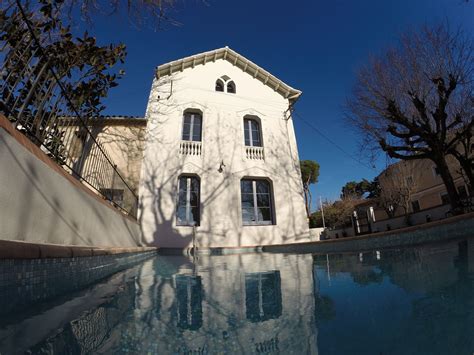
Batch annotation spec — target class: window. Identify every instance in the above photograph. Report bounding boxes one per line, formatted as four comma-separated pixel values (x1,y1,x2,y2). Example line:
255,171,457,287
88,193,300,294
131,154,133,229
440,193,450,205
241,179,274,225
182,112,202,142
71,129,87,159
411,200,420,213
227,80,236,94
215,76,236,94
100,188,124,207
244,118,262,147
175,275,203,330
215,79,224,92
458,185,468,198
176,176,200,226
245,271,282,323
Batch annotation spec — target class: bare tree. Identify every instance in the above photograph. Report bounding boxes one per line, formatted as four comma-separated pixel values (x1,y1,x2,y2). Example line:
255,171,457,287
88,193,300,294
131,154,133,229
347,24,474,214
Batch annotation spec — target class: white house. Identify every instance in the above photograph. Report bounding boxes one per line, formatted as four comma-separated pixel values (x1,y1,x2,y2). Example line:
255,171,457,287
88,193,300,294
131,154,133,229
139,47,310,249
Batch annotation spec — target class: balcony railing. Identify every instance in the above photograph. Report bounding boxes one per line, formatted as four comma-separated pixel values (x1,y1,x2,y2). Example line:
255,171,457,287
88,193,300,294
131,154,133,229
179,140,202,156
245,146,265,160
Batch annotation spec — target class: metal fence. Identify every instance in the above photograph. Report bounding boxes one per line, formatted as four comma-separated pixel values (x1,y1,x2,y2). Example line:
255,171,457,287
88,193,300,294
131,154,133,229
0,4,138,217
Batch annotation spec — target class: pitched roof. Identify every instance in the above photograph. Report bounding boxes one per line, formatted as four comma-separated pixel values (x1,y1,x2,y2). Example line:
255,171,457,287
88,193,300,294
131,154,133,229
155,46,302,103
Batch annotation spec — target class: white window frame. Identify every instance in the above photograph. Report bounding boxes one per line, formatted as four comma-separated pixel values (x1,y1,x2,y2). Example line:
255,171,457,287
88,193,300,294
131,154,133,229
182,112,202,142
244,118,262,147
176,176,200,226
241,179,274,226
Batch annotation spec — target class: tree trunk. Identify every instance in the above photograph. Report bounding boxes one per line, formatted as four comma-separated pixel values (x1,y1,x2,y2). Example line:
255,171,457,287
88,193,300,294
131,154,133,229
432,155,462,213
457,157,474,193
303,187,310,218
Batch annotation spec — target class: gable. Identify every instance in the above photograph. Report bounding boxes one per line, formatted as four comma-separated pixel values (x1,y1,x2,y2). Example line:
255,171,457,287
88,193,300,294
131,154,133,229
155,47,302,103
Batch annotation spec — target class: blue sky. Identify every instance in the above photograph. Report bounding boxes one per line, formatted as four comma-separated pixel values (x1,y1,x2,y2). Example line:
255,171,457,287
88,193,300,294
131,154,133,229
83,0,473,206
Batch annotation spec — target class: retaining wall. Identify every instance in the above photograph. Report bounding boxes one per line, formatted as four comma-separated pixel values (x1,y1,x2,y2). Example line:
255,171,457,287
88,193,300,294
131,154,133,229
0,117,144,247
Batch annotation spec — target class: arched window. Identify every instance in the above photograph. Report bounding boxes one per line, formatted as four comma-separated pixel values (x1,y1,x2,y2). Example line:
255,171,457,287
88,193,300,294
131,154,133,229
182,111,202,142
215,76,236,94
176,175,200,226
241,178,274,225
243,117,262,147
227,80,236,94
215,79,224,92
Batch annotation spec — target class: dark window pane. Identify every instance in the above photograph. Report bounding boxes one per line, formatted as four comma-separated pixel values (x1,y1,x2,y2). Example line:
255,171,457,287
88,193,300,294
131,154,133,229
190,206,200,225
182,124,191,140
411,200,420,212
215,80,224,92
251,130,261,146
183,115,192,124
190,177,200,192
191,115,202,142
178,191,187,206
179,177,187,192
227,81,236,93
244,121,250,146
257,207,271,222
257,194,270,207
241,192,254,205
241,180,253,193
193,115,202,126
256,180,269,193
192,131,201,142
190,191,199,207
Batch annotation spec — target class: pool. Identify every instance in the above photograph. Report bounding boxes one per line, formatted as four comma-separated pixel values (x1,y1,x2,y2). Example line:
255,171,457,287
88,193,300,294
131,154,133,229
1,238,473,354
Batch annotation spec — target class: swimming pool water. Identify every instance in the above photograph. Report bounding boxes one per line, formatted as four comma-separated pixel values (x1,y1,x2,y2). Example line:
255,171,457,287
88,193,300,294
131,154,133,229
1,238,473,354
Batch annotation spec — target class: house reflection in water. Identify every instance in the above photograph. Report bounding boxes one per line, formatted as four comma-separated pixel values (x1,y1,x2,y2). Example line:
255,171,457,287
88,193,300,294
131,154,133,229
245,271,282,323
3,254,318,354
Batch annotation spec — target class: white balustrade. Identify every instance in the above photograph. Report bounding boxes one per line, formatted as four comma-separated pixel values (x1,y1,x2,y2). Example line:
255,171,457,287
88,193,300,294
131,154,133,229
179,140,202,156
245,146,265,160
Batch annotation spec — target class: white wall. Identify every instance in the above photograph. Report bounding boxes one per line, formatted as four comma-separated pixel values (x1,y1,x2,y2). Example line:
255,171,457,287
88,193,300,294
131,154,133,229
139,59,310,248
0,129,144,247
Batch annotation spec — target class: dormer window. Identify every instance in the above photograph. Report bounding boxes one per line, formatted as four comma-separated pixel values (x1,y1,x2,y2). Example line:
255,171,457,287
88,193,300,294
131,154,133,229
215,76,236,94
215,79,224,92
227,81,236,94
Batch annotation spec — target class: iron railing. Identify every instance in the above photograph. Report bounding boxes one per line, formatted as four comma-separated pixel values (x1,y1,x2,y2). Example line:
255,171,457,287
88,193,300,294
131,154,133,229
0,3,139,217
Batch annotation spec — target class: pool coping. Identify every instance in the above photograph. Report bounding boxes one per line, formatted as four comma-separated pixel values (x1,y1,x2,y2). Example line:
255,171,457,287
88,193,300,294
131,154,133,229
0,239,158,259
162,211,474,255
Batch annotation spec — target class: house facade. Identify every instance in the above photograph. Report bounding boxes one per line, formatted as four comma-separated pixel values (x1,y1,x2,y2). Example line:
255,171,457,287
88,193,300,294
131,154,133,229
139,47,310,248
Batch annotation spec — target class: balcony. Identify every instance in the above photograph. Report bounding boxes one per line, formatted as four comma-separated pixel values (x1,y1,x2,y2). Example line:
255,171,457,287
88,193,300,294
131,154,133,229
245,146,264,160
179,140,202,156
